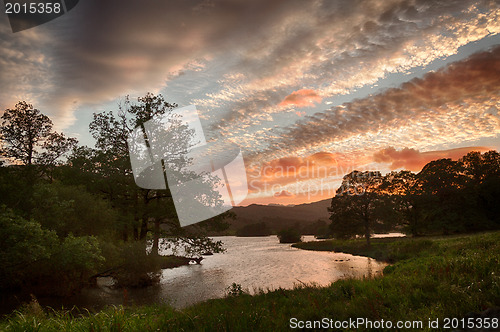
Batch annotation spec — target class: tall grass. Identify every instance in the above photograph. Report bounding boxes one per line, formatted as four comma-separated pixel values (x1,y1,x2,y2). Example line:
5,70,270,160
1,232,499,331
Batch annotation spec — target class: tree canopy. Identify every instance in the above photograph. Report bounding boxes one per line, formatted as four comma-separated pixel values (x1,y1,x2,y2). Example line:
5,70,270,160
0,96,231,297
328,150,500,241
0,101,77,167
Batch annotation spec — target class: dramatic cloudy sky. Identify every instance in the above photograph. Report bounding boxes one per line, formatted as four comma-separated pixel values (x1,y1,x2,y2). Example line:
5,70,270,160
1,0,499,205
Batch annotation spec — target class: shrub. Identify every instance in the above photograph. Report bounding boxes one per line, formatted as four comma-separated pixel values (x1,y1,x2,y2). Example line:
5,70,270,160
112,242,164,288
0,206,104,296
277,228,302,243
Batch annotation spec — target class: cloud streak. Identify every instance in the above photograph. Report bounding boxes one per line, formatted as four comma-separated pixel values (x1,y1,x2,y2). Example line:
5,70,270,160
255,45,500,163
278,89,322,108
373,146,491,171
3,0,498,133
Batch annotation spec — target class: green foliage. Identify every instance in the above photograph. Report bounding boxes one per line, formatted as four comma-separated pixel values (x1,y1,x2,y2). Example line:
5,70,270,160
0,166,33,216
2,232,498,332
31,183,119,238
226,283,245,297
0,207,104,296
329,151,500,238
0,206,58,288
294,236,438,263
0,96,231,300
111,242,163,288
47,235,105,294
277,228,302,243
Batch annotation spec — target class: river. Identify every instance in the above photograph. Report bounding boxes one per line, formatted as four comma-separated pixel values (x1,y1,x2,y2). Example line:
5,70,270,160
4,235,389,313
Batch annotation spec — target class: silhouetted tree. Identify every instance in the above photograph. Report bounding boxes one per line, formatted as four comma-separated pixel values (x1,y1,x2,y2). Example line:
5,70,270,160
85,93,229,255
0,101,77,168
329,171,393,245
379,170,422,236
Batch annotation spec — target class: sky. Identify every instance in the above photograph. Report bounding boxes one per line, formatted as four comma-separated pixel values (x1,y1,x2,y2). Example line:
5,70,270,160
1,0,499,206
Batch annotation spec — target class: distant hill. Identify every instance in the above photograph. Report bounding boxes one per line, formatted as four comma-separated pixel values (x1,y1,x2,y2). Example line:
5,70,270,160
223,198,331,234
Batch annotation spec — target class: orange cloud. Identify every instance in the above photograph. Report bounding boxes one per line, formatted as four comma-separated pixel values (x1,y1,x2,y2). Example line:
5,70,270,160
373,146,491,172
279,89,322,108
264,46,500,160
245,151,370,198
260,152,343,181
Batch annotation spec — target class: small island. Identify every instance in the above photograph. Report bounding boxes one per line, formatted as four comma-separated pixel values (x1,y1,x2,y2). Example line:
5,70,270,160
277,228,302,243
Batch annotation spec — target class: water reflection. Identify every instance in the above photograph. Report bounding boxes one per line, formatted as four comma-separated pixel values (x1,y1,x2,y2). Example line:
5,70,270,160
26,236,388,311
147,236,385,308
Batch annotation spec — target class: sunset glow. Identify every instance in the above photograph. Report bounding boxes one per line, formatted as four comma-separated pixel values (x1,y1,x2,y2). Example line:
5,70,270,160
1,0,499,205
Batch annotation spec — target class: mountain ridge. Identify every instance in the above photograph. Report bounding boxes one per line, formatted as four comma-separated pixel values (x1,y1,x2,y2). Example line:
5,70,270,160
224,198,331,234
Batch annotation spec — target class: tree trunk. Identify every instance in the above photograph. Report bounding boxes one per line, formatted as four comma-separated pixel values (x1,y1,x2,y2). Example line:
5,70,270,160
364,218,371,246
139,214,148,240
364,204,371,246
151,218,160,255
133,191,140,240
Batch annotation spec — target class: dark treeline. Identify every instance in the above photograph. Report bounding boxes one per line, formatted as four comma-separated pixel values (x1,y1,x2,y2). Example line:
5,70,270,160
329,151,500,244
0,95,232,298
236,220,328,238
236,222,272,237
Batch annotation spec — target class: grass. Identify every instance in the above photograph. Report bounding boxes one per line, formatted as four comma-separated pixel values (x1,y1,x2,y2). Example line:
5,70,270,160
1,232,499,331
292,235,443,263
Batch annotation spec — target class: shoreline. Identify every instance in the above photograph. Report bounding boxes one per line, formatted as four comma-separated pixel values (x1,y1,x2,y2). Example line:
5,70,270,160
1,231,499,331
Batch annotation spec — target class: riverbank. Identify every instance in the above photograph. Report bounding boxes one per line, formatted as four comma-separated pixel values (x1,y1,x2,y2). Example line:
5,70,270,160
1,231,499,331
292,234,445,263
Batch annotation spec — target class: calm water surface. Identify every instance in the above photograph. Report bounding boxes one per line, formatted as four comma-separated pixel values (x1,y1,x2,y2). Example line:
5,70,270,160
69,235,387,310
3,235,391,313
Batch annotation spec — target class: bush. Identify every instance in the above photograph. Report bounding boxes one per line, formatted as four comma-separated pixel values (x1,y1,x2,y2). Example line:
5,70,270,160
112,242,164,288
0,206,58,291
31,183,119,238
0,206,104,296
277,228,302,243
226,283,245,297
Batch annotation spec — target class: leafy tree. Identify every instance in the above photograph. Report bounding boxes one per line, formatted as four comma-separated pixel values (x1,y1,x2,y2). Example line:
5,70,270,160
416,158,479,234
0,101,77,167
85,94,178,241
481,150,500,178
0,206,103,296
86,93,229,255
329,171,393,245
0,206,58,290
478,176,500,227
0,101,77,216
31,183,120,238
418,158,467,193
460,150,500,229
379,170,423,236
